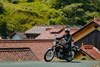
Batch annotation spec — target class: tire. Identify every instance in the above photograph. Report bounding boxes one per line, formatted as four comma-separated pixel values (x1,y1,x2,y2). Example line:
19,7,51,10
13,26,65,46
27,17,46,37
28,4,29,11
66,51,75,62
44,49,54,62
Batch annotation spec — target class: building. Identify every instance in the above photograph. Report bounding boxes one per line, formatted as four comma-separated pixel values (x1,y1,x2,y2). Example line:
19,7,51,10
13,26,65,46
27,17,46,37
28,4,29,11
25,26,53,39
0,36,2,40
74,45,100,60
0,48,39,62
36,26,80,39
35,25,80,40
0,25,80,61
0,18,100,61
25,25,81,39
0,40,53,61
9,32,27,40
72,18,100,50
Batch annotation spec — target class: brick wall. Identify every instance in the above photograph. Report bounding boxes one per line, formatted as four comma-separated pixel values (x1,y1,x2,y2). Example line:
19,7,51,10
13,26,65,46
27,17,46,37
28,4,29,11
0,40,53,60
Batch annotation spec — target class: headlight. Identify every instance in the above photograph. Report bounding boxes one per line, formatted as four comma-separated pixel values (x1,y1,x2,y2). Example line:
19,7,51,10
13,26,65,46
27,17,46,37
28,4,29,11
53,41,59,46
53,41,56,46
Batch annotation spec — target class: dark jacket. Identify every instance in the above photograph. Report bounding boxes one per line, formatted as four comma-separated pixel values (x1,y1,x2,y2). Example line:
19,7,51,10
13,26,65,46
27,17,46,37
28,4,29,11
56,34,72,46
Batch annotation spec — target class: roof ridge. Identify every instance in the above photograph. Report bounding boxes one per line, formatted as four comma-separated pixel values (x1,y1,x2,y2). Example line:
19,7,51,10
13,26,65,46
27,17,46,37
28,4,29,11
93,17,100,22
93,47,100,54
80,45,100,60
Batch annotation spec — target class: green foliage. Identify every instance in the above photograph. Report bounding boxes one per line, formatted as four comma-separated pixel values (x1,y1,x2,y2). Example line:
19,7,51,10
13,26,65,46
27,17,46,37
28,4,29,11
0,2,4,14
0,21,8,39
27,0,34,2
0,0,100,38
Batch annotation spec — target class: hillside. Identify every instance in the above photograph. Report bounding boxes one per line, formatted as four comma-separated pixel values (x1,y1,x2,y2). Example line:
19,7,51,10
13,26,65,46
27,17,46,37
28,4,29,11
0,0,100,38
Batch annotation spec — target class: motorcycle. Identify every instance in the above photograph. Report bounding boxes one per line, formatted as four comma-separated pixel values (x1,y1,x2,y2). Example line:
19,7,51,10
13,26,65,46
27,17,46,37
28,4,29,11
44,36,80,62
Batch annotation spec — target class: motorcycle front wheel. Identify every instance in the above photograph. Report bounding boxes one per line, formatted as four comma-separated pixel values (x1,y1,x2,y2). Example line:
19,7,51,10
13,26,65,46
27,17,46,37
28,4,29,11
44,49,54,62
66,51,75,62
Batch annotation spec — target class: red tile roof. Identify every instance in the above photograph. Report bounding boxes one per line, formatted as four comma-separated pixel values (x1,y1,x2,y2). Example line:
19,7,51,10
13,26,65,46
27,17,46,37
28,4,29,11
0,40,53,60
93,17,100,25
80,45,100,60
50,28,63,34
0,37,2,39
25,25,66,34
36,28,79,39
0,48,39,62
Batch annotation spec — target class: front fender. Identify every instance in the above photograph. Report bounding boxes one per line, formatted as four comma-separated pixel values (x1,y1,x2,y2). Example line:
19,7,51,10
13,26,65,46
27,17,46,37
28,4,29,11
48,48,52,50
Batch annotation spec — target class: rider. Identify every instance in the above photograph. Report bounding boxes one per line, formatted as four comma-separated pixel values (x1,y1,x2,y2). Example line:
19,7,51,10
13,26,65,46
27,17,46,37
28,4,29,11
56,28,72,53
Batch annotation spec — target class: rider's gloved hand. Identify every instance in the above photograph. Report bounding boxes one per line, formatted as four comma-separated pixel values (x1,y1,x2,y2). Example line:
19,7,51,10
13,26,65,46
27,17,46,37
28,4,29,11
55,38,58,40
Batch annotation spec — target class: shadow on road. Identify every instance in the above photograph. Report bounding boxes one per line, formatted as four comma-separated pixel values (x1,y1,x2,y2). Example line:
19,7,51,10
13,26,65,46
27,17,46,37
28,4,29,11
52,60,82,63
71,61,82,63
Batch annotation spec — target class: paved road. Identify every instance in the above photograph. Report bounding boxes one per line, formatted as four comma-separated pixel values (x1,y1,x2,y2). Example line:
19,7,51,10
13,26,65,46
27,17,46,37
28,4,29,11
0,61,100,67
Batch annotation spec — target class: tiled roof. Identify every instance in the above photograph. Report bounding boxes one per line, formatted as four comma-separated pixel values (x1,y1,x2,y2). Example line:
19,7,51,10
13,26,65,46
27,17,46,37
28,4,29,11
95,22,100,25
0,48,39,62
9,32,27,39
36,28,79,39
50,28,63,33
80,45,100,60
93,17,100,25
25,25,82,35
25,26,53,34
25,25,67,34
0,37,2,39
0,40,53,60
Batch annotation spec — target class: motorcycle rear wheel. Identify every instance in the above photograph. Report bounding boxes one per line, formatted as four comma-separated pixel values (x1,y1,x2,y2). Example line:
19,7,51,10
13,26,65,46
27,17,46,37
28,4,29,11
44,49,54,62
66,51,75,62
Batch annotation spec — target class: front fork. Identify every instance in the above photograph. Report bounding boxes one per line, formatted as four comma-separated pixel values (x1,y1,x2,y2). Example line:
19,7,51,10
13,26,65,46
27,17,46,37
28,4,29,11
48,46,56,56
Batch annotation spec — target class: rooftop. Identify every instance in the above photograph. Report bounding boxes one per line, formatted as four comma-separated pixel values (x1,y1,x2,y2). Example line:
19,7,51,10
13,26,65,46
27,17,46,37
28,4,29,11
25,26,53,34
93,17,100,25
0,48,39,62
0,37,2,39
25,25,81,34
9,32,27,40
36,28,79,39
80,45,100,60
72,18,100,36
0,40,53,60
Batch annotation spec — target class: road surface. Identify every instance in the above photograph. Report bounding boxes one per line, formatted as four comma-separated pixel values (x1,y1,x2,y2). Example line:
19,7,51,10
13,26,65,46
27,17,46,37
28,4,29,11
0,60,100,67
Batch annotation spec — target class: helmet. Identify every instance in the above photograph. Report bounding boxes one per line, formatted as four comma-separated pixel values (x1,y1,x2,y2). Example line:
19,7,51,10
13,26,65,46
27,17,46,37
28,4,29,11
65,28,70,33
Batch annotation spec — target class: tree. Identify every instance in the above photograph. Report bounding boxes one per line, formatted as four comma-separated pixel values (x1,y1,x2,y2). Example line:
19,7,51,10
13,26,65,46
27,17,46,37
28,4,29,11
62,3,85,25
27,0,34,2
0,0,100,34
8,0,12,3
0,2,4,14
0,22,9,39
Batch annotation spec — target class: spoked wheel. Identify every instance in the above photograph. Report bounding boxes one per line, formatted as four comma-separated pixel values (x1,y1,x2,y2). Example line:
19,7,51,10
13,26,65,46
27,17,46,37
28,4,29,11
44,49,54,62
66,51,75,62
